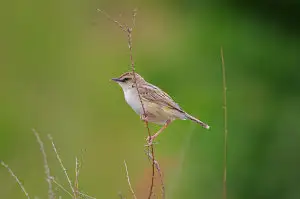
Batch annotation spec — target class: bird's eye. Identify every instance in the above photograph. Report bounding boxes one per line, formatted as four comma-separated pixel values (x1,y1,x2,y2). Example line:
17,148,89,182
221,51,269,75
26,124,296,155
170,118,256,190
123,77,131,82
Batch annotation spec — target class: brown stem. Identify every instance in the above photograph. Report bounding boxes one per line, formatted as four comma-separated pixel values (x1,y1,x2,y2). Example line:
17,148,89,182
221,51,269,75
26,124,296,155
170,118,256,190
98,9,157,199
126,11,155,199
221,46,228,199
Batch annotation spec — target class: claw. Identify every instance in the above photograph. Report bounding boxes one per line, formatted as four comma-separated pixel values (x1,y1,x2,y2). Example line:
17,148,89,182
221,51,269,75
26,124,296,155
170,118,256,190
140,114,147,121
145,135,155,146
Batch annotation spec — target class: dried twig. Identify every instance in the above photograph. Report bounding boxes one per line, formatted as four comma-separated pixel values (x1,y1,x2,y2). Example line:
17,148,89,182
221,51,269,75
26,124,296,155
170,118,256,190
221,47,228,199
145,151,165,199
124,160,137,199
33,129,54,199
97,9,127,32
78,191,97,199
47,134,75,195
52,178,73,197
3,131,95,199
98,9,157,199
52,177,96,199
74,157,80,199
1,161,30,199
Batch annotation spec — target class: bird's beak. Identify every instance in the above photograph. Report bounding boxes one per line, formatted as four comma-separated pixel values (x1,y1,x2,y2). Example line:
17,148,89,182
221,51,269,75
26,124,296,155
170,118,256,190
111,78,122,82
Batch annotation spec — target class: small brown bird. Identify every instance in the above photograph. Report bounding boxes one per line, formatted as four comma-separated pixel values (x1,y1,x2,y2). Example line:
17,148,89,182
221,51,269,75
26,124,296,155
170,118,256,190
112,72,210,144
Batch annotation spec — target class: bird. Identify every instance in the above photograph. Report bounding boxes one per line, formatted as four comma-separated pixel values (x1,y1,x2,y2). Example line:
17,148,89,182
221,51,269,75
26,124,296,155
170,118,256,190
112,71,210,144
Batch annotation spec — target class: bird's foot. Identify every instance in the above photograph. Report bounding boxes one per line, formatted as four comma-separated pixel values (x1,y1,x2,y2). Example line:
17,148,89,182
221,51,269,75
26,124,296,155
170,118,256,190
140,114,148,122
145,135,156,146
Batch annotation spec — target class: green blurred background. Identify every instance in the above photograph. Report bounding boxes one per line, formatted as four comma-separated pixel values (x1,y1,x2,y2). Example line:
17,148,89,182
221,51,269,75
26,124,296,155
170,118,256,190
1,0,300,198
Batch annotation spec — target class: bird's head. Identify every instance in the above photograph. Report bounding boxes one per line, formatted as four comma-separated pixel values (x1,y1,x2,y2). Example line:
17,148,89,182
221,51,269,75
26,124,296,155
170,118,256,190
112,71,145,90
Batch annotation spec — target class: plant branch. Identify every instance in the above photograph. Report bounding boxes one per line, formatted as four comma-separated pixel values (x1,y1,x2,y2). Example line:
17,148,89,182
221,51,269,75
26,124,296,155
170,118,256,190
145,150,165,199
124,160,137,199
98,9,157,199
33,129,54,199
74,157,80,199
221,46,228,199
47,134,75,195
52,178,73,197
1,161,30,199
78,191,97,199
52,177,96,199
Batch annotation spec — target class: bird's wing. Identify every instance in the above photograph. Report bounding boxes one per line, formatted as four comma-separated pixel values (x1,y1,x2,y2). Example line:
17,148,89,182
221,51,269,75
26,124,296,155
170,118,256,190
138,83,184,112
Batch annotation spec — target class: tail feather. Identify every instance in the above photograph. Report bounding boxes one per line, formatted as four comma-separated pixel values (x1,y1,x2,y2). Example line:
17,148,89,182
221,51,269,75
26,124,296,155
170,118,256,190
185,113,210,129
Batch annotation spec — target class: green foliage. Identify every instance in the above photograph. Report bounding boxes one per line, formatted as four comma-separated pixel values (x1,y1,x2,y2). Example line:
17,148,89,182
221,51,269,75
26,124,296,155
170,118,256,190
0,0,299,198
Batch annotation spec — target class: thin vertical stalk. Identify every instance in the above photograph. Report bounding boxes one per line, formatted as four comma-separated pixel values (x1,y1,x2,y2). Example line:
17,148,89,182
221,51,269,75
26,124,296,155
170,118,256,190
221,47,228,199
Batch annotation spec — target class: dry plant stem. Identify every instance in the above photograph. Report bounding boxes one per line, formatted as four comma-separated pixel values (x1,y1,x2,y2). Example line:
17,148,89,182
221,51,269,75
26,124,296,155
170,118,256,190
52,178,73,197
47,134,75,195
74,157,80,199
124,160,137,199
126,10,155,199
32,129,54,199
221,47,228,199
78,192,97,199
98,9,156,199
145,151,165,199
1,161,30,199
52,178,96,199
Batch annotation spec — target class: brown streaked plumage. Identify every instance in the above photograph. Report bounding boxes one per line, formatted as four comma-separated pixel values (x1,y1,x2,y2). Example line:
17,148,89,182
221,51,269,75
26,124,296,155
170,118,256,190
112,71,210,144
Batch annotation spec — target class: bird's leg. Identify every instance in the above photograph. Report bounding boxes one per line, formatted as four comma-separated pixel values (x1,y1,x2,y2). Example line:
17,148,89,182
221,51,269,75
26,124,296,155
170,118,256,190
140,114,149,128
146,119,171,145
140,114,148,121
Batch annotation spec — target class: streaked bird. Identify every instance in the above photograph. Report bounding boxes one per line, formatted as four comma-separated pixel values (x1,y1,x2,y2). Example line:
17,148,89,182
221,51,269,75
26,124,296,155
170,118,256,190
112,72,210,144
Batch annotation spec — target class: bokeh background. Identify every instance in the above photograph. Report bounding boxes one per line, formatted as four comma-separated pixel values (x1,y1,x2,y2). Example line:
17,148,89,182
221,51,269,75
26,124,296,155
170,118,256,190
1,0,300,198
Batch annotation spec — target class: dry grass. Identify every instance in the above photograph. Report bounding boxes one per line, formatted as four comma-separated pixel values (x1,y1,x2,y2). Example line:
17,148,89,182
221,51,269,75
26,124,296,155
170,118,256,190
1,130,96,199
33,129,54,199
0,161,31,199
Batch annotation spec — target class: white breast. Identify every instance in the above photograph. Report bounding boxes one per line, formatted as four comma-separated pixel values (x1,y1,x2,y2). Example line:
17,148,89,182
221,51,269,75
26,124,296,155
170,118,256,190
123,88,143,115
